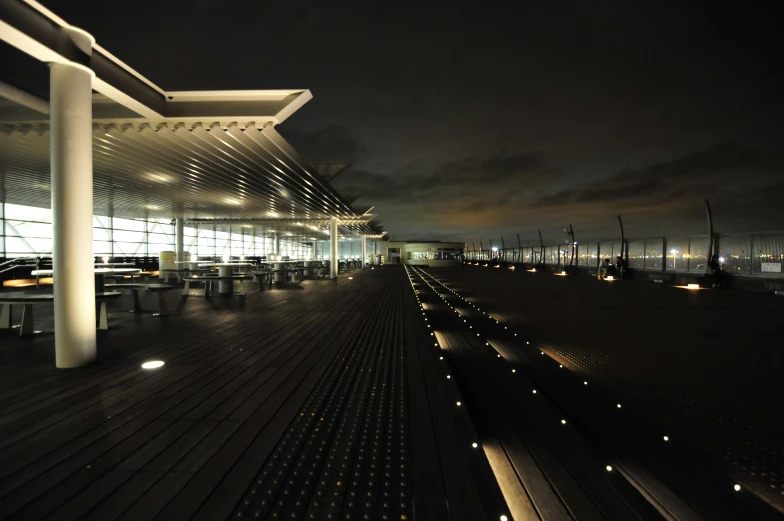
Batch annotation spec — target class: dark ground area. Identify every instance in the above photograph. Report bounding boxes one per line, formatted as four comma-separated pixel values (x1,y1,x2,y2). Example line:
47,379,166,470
429,265,784,512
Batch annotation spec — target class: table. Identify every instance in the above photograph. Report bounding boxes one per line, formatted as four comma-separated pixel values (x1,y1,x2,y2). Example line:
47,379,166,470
174,260,204,271
32,268,142,292
198,263,254,294
272,262,305,283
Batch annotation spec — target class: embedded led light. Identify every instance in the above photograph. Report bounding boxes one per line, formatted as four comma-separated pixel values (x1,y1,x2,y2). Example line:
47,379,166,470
141,360,164,369
617,404,622,408
512,369,516,373
439,356,443,360
501,516,508,521
456,401,461,406
663,435,669,442
733,484,741,492
606,465,613,472
606,275,615,281
561,419,567,425
446,375,451,379
532,389,537,394
583,381,588,385
348,276,353,280
559,364,563,368
472,442,478,448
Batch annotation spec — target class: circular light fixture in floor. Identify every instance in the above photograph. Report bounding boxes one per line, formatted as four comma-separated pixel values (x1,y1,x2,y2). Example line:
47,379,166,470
141,361,165,369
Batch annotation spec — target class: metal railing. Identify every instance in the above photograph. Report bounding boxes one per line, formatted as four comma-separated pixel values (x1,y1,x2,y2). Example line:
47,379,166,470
465,231,784,278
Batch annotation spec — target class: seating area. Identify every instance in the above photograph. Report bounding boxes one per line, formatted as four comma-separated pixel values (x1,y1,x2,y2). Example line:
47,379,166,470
1,291,122,336
0,267,512,520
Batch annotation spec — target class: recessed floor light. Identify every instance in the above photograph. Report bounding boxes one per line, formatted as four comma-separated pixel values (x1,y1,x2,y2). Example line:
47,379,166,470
141,361,164,369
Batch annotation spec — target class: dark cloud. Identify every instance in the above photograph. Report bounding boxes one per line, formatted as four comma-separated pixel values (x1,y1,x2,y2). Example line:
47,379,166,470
533,143,769,208
39,1,784,242
281,126,364,165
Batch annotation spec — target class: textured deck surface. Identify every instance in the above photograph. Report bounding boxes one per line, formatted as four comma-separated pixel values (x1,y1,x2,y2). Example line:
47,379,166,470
0,267,505,520
426,264,784,517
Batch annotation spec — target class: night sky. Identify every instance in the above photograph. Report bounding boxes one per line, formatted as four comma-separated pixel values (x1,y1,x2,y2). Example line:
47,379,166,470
42,0,784,243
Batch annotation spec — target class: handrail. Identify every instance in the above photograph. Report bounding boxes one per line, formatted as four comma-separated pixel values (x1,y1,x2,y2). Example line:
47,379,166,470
0,257,39,268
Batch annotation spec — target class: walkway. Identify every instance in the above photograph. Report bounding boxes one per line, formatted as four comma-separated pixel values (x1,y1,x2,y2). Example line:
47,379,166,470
0,267,505,520
422,264,784,517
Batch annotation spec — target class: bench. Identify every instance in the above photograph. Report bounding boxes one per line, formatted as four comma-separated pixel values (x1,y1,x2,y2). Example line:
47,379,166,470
182,275,253,297
271,267,307,286
1,291,122,336
251,270,274,291
105,283,174,316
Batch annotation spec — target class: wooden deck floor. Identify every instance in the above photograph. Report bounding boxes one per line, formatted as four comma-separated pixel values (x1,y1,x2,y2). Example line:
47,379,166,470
413,264,784,520
0,267,505,520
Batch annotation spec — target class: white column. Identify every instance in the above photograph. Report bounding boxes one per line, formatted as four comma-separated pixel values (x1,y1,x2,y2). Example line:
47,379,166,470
50,60,96,368
175,217,184,262
361,236,367,268
330,218,339,279
274,233,280,257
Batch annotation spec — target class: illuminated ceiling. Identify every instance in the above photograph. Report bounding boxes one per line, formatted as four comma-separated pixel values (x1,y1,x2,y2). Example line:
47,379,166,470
0,0,385,239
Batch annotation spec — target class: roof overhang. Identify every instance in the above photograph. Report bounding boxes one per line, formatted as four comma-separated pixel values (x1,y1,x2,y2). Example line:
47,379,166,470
0,0,312,127
1,0,382,230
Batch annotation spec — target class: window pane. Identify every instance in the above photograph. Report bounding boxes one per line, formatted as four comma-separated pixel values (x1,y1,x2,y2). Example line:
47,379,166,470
93,228,111,241
93,241,112,255
93,215,111,228
5,204,52,222
184,226,198,237
113,218,146,231
148,222,170,233
148,233,174,245
114,242,145,255
5,237,52,254
6,220,52,238
114,230,146,242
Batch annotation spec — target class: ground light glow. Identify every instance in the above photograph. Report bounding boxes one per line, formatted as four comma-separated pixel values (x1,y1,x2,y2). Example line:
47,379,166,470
734,484,741,491
141,360,164,369
675,283,707,290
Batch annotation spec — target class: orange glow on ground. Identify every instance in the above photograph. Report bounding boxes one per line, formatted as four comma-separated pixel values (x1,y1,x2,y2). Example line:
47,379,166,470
3,278,53,288
675,284,707,290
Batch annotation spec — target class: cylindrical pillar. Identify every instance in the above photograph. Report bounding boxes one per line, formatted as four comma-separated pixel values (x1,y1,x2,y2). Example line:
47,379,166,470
275,233,281,258
175,217,184,262
361,236,367,268
330,218,339,279
50,60,96,368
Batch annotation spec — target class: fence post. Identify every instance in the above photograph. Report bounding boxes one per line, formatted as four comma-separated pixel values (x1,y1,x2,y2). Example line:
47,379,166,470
662,237,667,273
